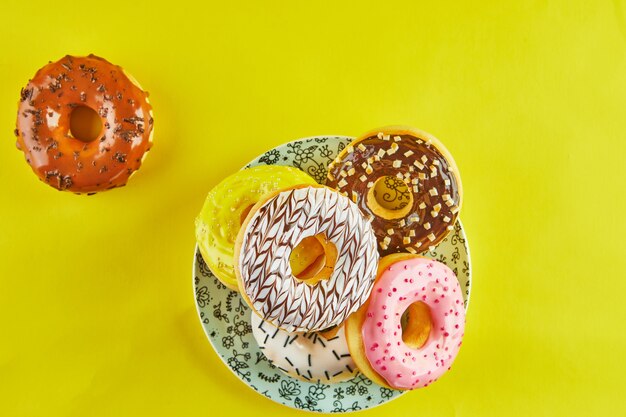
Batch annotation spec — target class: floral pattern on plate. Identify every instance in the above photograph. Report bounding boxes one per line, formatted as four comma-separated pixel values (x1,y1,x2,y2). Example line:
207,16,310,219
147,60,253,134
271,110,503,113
193,135,471,413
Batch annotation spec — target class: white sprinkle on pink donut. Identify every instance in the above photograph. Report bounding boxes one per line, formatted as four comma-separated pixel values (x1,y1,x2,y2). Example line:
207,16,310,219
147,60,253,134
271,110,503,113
362,257,465,389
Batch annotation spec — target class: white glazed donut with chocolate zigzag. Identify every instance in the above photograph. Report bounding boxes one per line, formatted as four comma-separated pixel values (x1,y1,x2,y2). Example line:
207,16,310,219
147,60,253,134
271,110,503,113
235,185,379,332
251,312,357,383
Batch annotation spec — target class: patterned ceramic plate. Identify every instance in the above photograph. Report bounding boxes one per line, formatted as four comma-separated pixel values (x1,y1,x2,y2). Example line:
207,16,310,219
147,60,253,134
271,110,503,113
193,136,472,413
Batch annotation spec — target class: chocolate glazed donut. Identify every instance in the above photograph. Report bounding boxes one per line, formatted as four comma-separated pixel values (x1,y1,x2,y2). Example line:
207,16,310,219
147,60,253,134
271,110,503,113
14,55,153,193
326,127,462,255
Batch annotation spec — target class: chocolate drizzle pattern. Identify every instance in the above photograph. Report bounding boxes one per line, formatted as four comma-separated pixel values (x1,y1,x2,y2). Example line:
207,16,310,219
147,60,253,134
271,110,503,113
192,135,471,412
327,131,461,255
239,187,379,332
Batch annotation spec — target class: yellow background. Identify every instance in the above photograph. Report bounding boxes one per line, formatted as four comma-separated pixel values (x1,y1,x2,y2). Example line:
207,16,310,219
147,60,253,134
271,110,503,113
1,0,625,415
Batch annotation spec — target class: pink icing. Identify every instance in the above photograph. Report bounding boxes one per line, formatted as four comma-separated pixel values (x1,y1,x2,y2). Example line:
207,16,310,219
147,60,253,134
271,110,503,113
362,258,465,390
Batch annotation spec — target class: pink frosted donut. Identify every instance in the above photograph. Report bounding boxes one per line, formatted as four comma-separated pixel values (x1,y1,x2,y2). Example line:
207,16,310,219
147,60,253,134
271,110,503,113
362,257,465,389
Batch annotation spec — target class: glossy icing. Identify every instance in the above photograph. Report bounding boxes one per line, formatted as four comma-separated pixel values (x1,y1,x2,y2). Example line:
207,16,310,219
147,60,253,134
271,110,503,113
251,312,357,383
362,258,465,390
238,186,379,332
15,55,153,193
195,165,317,289
327,127,462,254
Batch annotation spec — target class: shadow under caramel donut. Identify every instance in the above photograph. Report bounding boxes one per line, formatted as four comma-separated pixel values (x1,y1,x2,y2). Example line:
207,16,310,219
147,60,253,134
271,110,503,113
326,127,462,255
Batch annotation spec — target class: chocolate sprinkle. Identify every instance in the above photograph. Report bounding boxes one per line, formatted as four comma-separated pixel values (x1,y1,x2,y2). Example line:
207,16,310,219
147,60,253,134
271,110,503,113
20,88,33,102
14,55,153,193
113,152,127,163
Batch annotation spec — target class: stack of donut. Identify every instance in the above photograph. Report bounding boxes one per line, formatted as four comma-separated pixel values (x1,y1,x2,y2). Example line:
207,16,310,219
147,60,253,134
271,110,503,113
15,57,466,391
195,126,466,390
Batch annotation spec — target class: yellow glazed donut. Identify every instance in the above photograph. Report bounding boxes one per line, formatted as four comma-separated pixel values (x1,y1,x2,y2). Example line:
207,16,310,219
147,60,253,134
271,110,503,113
195,165,317,290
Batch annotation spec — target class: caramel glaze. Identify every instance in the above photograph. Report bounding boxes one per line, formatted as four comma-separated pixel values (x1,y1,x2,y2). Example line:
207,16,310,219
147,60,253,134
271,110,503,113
326,128,462,255
15,55,153,193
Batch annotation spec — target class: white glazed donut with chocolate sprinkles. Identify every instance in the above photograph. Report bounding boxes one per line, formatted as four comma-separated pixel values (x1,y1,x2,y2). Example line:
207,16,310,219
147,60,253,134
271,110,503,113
251,313,357,383
235,185,379,333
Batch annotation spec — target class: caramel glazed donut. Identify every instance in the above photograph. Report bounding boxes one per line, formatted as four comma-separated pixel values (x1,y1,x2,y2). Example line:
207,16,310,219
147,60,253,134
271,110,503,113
15,55,153,193
327,127,462,254
236,185,379,333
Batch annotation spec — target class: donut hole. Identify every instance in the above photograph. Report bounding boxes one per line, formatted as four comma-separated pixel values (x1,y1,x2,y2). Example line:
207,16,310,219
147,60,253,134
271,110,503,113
318,325,340,340
239,204,255,225
400,301,432,349
69,105,102,142
289,234,337,286
367,175,414,219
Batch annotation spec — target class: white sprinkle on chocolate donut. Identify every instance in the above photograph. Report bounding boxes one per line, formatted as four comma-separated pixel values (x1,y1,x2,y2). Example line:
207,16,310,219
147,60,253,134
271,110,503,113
326,127,462,255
